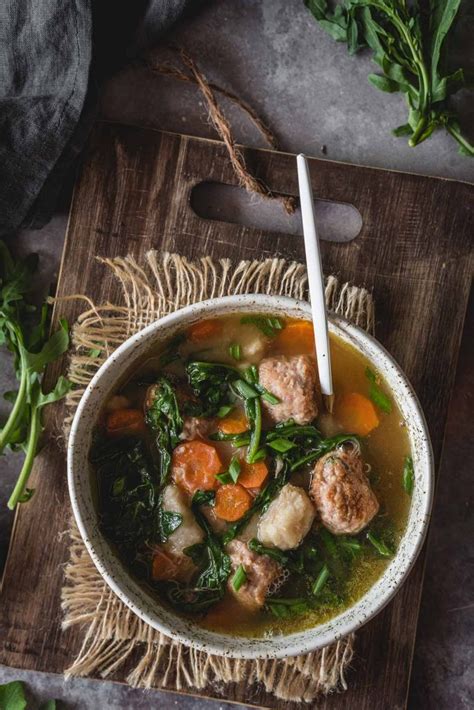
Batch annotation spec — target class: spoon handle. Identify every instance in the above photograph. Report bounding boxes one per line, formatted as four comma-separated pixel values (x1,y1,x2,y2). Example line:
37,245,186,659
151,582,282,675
296,154,333,400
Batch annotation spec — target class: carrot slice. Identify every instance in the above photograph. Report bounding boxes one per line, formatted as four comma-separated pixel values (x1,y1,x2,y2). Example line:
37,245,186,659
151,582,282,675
187,319,222,342
217,411,248,435
215,484,252,522
106,408,146,437
273,320,315,355
152,548,194,582
238,460,268,489
335,392,380,436
172,440,223,494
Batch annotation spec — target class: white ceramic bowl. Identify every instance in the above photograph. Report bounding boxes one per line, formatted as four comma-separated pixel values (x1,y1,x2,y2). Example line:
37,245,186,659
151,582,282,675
68,295,433,659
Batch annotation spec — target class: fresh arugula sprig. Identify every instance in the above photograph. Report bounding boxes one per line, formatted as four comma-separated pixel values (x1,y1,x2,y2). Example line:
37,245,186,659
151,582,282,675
0,241,72,509
305,0,473,155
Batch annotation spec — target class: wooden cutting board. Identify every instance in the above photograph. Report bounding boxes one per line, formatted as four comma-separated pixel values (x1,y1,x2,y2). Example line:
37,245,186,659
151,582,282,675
1,122,472,709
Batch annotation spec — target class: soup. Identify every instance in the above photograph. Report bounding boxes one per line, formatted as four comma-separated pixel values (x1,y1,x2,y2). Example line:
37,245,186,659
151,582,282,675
90,314,413,637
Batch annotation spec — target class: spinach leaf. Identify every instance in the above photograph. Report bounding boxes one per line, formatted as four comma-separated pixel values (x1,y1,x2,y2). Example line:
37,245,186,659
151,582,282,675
192,489,216,507
186,361,239,416
94,437,160,563
159,510,183,541
165,497,231,614
145,377,183,486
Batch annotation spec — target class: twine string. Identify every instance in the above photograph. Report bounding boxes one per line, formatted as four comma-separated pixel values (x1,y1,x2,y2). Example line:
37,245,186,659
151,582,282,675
144,45,296,214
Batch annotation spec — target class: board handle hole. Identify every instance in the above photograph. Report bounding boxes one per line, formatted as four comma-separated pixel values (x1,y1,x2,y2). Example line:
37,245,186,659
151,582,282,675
190,182,362,243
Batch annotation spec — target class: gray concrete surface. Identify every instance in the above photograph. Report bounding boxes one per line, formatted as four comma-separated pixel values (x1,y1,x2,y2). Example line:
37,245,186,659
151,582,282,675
1,0,473,708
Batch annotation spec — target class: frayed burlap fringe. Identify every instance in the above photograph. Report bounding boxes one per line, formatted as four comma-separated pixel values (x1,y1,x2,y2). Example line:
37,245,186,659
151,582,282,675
61,251,374,703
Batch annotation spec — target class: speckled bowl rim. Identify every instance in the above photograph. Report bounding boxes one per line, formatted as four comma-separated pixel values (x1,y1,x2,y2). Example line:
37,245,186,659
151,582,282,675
68,294,434,660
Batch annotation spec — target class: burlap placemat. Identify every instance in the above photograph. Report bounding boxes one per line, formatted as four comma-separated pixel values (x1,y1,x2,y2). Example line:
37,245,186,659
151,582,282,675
61,251,375,703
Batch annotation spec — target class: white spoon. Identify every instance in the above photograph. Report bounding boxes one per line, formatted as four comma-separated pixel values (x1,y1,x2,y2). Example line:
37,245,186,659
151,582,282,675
296,153,334,413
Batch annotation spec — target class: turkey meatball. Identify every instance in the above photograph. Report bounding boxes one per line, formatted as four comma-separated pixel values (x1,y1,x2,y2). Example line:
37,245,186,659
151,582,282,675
257,483,315,550
180,416,214,441
310,445,379,535
226,540,281,611
258,355,318,425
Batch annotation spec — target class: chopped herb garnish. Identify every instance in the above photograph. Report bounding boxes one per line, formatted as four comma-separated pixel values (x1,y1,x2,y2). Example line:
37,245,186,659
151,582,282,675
266,437,297,453
217,456,241,484
245,396,262,463
260,389,280,405
231,378,259,400
366,367,392,414
312,564,330,595
229,343,241,361
403,455,414,496
240,315,284,338
216,404,234,418
232,564,247,591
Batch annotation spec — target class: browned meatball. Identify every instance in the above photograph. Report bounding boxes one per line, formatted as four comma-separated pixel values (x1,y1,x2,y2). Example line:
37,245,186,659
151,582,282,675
310,446,379,535
180,416,214,441
258,355,318,425
226,540,281,611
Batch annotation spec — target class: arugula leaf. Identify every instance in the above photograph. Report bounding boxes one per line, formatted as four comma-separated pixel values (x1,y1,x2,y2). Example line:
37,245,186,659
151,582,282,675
305,0,473,156
0,241,71,509
0,680,27,710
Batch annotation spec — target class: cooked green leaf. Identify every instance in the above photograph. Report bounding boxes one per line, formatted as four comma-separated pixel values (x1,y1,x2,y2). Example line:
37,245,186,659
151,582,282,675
160,510,183,541
366,367,392,413
312,563,330,595
240,315,284,338
403,455,414,496
367,531,393,557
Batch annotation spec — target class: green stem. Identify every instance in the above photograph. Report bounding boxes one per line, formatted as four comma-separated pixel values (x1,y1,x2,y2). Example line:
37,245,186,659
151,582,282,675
370,2,431,123
246,397,262,463
0,347,28,452
446,124,474,156
7,407,41,510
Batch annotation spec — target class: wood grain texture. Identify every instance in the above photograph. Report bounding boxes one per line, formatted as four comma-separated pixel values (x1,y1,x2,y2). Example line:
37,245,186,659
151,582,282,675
1,123,472,709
